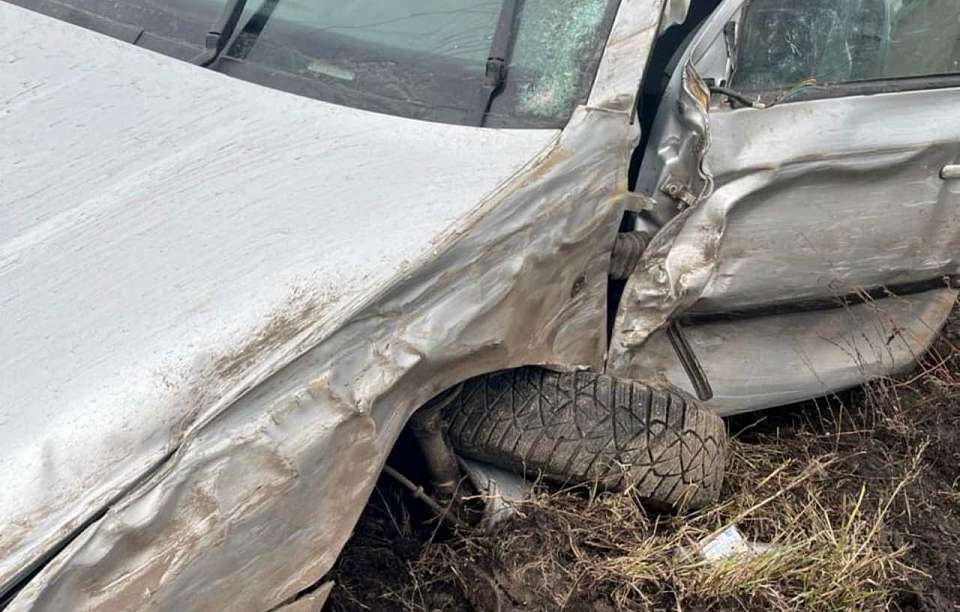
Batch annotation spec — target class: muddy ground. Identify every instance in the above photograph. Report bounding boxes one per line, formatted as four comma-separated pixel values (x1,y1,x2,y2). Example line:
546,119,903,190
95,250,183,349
326,308,960,611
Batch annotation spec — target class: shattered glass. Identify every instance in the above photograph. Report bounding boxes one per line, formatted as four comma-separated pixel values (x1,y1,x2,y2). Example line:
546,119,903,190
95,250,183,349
732,0,960,91
510,0,610,118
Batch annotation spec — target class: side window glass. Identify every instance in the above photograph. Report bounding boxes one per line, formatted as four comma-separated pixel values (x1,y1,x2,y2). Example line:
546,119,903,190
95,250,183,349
731,0,960,91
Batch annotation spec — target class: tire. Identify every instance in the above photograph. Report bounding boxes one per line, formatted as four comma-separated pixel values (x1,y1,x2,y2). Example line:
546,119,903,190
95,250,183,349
444,368,727,511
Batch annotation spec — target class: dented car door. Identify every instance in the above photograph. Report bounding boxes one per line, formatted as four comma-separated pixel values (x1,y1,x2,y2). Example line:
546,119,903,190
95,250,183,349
609,0,960,413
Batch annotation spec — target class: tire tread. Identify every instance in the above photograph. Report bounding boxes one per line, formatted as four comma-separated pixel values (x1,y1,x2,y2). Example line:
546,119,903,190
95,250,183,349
444,368,727,510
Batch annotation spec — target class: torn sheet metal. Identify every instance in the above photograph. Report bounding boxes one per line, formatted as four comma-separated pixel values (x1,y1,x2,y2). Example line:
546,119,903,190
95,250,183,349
607,62,715,368
1,0,662,608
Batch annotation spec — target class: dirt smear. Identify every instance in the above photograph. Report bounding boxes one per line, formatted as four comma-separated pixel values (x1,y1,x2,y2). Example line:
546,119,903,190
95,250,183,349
326,304,960,612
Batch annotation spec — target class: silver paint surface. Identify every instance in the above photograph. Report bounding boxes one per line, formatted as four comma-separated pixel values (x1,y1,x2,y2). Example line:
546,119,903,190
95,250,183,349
624,290,957,415
0,0,662,608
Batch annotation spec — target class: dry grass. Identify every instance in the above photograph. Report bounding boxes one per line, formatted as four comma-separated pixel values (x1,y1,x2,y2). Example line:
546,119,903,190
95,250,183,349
328,307,960,612
405,438,925,611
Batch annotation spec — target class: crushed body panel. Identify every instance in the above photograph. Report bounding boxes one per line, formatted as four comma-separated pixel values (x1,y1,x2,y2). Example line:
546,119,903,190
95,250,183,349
609,0,960,410
0,0,665,608
0,3,554,605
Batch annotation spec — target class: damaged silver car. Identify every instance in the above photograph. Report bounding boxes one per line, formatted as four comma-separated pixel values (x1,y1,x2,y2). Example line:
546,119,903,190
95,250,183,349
2,0,958,609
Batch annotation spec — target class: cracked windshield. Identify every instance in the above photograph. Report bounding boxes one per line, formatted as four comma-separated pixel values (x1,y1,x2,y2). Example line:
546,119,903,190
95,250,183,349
74,0,616,126
231,0,613,125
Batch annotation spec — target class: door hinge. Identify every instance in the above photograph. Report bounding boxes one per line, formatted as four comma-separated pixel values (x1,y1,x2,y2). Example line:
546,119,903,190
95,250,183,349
660,175,698,210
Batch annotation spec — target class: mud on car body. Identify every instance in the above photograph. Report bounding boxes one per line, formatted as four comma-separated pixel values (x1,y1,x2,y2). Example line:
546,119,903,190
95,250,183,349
1,0,958,609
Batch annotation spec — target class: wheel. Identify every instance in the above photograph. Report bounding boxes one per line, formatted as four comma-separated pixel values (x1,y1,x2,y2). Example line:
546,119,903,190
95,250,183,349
444,368,727,511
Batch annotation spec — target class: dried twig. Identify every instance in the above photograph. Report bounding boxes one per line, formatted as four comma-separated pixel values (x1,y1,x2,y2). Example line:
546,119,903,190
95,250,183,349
382,465,467,530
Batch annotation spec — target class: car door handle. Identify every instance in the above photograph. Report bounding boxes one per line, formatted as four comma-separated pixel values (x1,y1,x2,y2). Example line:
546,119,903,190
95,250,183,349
942,165,960,180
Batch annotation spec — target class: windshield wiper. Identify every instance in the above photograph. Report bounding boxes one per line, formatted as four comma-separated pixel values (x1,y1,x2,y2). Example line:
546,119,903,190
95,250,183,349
473,0,519,126
192,0,249,67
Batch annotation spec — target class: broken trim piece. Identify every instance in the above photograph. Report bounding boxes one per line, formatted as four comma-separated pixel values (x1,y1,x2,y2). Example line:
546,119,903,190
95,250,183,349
666,321,713,401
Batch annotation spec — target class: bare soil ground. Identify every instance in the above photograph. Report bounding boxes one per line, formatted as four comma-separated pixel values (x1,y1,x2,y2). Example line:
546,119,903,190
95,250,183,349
326,307,960,611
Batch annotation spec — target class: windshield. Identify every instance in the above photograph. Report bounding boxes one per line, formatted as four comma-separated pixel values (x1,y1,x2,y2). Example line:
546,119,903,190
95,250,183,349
15,0,619,127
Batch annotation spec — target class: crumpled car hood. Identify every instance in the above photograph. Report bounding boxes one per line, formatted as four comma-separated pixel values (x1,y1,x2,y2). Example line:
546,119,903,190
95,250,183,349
0,4,556,595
